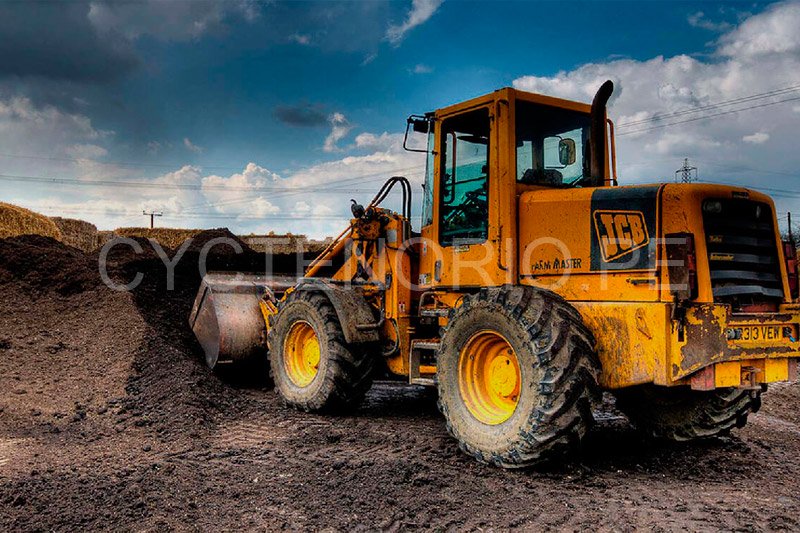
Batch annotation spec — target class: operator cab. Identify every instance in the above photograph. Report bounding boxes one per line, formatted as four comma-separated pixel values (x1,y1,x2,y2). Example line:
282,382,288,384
406,85,615,289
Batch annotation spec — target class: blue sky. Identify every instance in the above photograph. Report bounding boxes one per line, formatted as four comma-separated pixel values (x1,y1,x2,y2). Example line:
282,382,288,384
2,0,799,236
59,1,766,172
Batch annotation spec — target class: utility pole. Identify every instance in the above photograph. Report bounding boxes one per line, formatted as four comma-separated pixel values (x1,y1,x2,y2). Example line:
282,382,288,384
789,212,795,246
142,210,162,229
675,158,698,183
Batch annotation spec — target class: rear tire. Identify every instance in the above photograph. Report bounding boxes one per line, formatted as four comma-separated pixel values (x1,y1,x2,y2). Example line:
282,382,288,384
269,291,374,412
436,286,600,468
614,385,762,441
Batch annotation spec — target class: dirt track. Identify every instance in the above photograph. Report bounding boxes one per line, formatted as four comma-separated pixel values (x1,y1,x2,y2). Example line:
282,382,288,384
1,234,800,531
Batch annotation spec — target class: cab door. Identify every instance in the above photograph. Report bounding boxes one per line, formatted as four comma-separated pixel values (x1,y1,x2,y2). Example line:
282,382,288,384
418,104,512,289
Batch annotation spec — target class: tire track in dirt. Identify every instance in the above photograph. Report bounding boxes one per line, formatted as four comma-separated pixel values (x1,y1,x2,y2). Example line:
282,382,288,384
0,438,29,471
752,412,800,436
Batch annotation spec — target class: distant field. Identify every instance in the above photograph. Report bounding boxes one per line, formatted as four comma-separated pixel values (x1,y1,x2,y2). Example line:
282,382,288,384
0,202,327,253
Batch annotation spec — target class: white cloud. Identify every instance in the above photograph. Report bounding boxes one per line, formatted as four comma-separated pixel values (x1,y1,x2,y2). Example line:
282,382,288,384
410,63,433,74
22,3,800,238
200,163,281,218
0,96,115,182
323,112,352,153
386,0,443,45
290,33,312,46
293,201,312,215
202,163,279,190
645,132,722,156
0,93,424,237
354,132,402,150
742,132,770,144
717,1,800,57
183,137,203,153
292,201,334,217
87,0,263,41
687,11,732,32
250,197,281,217
512,0,800,205
65,144,108,160
0,96,106,143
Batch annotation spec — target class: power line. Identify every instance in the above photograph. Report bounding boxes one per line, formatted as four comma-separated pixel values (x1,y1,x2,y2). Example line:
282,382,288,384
0,147,427,188
617,84,800,128
617,94,800,136
0,164,424,194
0,173,369,193
0,152,246,171
32,205,349,221
692,158,798,178
694,178,800,199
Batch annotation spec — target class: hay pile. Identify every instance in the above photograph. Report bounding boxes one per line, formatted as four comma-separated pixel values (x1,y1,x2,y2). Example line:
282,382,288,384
50,216,98,252
0,202,62,240
241,233,333,254
95,230,115,249
114,227,204,250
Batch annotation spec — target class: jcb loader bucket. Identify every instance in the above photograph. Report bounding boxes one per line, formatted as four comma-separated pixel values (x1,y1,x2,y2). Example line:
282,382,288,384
189,272,296,369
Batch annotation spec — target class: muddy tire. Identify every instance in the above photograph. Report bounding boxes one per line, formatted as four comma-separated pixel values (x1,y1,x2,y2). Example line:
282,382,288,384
436,286,600,468
614,385,762,441
268,291,374,412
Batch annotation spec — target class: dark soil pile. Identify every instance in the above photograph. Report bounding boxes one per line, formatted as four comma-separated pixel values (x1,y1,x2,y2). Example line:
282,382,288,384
0,235,100,295
180,227,251,254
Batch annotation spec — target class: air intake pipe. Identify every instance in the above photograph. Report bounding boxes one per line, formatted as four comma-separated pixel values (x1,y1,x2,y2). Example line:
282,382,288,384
590,80,614,186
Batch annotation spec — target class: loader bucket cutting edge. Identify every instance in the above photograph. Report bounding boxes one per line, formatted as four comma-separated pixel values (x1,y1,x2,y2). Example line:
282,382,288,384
189,272,297,369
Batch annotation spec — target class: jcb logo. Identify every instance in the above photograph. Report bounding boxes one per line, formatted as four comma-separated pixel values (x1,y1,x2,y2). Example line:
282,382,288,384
593,210,649,262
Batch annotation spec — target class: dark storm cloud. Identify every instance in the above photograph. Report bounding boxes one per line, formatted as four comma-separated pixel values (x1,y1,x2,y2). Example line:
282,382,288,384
274,103,329,127
0,2,139,83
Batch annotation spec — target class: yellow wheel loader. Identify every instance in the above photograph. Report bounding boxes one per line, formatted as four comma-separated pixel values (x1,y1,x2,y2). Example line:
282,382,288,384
190,80,800,468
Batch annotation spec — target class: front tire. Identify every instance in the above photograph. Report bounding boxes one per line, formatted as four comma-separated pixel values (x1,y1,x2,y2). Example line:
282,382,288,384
269,291,374,412
614,385,762,441
437,286,600,468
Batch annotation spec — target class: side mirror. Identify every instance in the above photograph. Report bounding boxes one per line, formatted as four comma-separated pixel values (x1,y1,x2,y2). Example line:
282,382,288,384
403,114,431,153
411,118,429,133
559,138,576,166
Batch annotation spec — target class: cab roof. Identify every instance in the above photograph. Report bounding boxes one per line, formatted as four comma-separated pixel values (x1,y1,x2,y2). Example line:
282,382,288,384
433,87,593,118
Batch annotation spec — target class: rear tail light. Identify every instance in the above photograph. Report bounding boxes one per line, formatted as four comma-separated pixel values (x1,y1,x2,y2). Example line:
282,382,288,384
783,241,799,300
665,233,698,301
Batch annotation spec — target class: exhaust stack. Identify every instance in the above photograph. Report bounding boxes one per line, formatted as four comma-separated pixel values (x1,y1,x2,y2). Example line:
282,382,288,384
590,80,614,186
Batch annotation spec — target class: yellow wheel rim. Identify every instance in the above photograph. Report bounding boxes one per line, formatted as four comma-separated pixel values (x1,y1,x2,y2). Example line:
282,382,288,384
458,330,521,425
284,321,320,387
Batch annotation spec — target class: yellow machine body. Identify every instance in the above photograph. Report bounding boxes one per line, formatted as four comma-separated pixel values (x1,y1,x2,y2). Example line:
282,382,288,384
258,87,800,392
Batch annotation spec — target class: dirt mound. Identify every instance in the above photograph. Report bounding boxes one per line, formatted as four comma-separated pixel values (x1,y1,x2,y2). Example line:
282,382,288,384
0,235,100,295
96,235,163,265
6,228,799,530
112,227,253,254
179,228,252,254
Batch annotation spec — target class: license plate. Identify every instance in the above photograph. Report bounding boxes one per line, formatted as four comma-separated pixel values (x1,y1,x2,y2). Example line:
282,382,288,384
728,325,784,342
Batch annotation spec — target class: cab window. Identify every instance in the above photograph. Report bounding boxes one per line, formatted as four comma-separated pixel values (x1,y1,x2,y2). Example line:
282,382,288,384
516,101,591,187
439,108,490,247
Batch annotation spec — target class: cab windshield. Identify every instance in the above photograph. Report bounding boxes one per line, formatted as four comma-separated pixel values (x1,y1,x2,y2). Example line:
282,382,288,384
516,101,592,187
